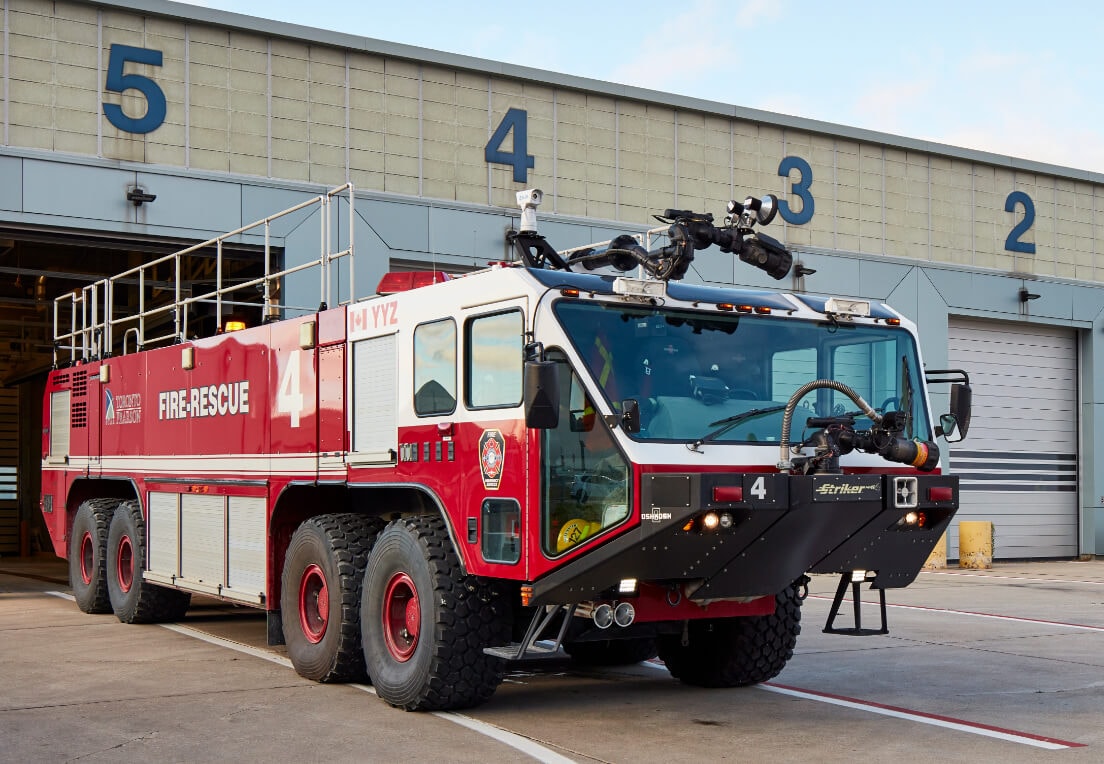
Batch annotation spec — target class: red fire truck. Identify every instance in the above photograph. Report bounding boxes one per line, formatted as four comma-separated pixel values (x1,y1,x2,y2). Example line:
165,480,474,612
41,185,970,710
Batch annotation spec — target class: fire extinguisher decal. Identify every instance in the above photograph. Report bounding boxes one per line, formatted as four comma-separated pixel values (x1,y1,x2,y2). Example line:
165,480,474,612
478,429,505,490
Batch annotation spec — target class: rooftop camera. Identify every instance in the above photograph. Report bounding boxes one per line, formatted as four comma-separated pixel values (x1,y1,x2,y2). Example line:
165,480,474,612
516,188,543,233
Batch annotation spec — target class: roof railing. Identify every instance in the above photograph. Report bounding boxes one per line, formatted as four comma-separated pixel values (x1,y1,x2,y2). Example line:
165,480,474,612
53,184,355,365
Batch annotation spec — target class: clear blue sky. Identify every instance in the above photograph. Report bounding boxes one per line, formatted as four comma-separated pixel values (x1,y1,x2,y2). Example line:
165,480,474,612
179,0,1104,175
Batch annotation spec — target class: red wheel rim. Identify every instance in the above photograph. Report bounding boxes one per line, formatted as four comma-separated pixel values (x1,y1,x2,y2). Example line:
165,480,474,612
382,572,420,662
116,535,133,593
79,531,95,585
298,564,329,644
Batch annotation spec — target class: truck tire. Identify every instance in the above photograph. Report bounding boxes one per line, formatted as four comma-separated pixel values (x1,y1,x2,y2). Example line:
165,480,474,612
657,580,803,687
564,638,658,666
69,499,120,614
361,515,510,710
107,500,191,623
281,513,383,683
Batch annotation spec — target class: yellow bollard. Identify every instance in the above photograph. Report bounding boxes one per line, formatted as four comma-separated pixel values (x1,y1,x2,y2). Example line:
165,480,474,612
959,521,993,569
923,532,947,570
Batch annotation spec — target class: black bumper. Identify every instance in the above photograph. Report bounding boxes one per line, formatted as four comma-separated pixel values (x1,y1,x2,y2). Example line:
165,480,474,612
530,471,958,605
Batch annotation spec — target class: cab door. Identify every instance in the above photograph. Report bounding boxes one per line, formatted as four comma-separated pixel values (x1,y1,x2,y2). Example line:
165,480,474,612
456,299,530,578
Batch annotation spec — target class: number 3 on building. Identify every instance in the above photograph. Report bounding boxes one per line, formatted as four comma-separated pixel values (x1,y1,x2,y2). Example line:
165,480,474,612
277,350,305,428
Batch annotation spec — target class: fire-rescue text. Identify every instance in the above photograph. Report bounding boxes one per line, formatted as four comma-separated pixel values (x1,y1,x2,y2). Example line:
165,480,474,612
158,381,250,420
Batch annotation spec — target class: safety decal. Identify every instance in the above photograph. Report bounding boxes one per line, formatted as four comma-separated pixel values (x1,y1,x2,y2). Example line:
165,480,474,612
479,429,506,490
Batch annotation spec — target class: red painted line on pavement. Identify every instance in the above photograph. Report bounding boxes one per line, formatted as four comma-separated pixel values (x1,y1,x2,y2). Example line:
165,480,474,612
761,682,1086,749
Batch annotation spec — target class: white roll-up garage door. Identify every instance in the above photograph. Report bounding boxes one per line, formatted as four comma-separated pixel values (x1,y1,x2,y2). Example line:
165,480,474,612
946,318,1079,559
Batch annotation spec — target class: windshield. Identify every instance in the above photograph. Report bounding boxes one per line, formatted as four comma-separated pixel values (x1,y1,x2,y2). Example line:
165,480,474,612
554,300,931,444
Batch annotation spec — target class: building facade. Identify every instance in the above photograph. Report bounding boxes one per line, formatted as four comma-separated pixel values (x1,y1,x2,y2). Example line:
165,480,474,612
1,0,1101,558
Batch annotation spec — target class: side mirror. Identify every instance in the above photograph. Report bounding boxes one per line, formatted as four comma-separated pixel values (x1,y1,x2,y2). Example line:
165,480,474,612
926,370,972,443
945,382,971,441
620,398,641,434
524,360,560,429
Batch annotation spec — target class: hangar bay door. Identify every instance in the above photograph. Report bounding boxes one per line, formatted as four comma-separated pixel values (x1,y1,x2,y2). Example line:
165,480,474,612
947,318,1079,559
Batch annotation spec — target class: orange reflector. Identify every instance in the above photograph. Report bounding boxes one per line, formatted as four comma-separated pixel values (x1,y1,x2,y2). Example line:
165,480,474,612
717,303,735,311
928,486,954,502
682,519,694,531
712,485,744,503
520,586,534,606
755,306,772,314
917,511,927,528
887,318,901,325
560,288,581,297
735,305,753,313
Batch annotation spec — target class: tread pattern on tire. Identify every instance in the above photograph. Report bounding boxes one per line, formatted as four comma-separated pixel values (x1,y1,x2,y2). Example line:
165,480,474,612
366,515,510,711
108,500,191,624
657,580,803,687
282,512,384,683
69,499,121,614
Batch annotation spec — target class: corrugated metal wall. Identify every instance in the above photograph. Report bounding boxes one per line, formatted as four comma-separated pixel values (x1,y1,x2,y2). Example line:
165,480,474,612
947,318,1079,559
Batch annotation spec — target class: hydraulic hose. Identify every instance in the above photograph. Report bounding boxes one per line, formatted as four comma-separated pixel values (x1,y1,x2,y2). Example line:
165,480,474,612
777,380,880,471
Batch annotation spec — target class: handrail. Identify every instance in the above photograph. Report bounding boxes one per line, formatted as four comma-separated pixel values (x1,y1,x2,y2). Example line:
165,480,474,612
53,184,356,365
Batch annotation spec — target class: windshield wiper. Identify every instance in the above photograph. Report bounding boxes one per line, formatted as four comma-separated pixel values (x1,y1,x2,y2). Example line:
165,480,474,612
688,404,787,452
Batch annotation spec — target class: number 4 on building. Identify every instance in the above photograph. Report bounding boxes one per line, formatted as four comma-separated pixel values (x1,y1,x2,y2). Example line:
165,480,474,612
485,108,535,183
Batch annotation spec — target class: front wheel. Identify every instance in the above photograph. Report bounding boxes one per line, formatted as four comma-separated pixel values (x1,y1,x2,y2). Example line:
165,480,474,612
106,501,191,623
658,580,803,687
361,516,510,710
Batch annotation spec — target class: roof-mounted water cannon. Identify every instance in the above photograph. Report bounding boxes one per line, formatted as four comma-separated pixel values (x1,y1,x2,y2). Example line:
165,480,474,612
507,185,792,281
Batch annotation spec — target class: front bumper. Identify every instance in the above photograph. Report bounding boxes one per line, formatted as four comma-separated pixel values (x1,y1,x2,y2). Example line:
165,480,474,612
530,471,957,605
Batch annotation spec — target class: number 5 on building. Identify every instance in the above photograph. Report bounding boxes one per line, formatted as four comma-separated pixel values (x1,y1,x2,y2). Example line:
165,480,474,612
102,44,167,134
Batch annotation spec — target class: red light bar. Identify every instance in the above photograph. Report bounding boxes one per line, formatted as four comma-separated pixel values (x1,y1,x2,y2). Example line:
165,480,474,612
376,270,451,295
928,486,954,502
712,485,743,503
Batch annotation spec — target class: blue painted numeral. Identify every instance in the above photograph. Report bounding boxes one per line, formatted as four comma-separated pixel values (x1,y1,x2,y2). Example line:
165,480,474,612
102,44,166,134
1004,191,1036,254
777,156,814,225
485,108,535,183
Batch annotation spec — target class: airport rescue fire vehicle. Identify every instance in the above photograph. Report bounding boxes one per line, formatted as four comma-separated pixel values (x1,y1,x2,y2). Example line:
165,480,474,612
40,184,971,710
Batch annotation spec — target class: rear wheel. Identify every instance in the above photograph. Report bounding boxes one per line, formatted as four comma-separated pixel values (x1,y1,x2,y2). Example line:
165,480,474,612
362,516,510,710
564,637,658,666
107,501,191,623
69,499,119,614
280,513,383,683
658,580,803,687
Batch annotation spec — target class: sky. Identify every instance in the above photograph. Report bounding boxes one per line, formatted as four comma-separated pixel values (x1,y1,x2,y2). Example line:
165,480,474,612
177,0,1104,175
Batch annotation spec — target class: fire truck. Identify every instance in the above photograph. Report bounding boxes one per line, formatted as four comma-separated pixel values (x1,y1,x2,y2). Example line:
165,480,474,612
40,184,971,711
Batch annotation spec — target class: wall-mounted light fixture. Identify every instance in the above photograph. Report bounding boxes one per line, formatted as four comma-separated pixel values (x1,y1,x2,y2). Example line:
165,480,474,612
126,187,157,206
793,263,817,278
1019,287,1040,303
